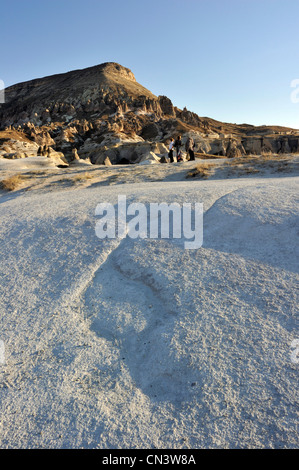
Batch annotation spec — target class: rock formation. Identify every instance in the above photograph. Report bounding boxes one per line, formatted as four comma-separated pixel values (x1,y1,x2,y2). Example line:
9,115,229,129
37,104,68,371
0,62,298,164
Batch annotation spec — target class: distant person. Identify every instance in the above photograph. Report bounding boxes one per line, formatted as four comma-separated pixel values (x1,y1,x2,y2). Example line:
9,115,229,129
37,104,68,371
185,136,195,161
168,138,174,162
174,135,182,162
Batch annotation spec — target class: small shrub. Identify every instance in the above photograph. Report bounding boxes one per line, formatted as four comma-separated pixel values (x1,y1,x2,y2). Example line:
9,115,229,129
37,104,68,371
243,167,260,174
72,172,94,183
0,174,26,191
186,163,214,179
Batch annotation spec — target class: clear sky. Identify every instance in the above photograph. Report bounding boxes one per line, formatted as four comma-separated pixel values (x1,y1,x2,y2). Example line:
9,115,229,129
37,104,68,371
1,0,299,128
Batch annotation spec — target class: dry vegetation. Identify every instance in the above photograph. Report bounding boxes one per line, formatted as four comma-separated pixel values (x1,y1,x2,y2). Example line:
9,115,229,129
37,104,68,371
194,152,225,160
24,170,51,176
226,153,287,164
186,162,215,179
224,154,293,174
71,172,94,183
0,174,28,191
185,153,298,180
0,130,34,144
1,153,297,195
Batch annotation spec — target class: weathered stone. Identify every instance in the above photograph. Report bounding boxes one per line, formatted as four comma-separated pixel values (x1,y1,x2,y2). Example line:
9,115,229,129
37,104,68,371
94,147,119,165
280,139,291,153
158,95,175,116
72,148,80,160
226,140,242,158
104,156,112,166
140,123,161,140
138,151,160,164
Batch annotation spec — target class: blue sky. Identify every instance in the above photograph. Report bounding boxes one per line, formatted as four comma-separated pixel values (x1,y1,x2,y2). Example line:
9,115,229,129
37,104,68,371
1,0,299,128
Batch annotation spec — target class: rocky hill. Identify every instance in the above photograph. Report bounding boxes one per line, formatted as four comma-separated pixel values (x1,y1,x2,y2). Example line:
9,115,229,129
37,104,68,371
1,62,299,164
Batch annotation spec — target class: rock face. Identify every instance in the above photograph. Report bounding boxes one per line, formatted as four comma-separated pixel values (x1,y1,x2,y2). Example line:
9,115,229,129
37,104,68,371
1,62,299,164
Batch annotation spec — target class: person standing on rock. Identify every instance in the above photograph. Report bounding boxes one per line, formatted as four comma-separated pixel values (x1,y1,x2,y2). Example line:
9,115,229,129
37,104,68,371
168,138,175,162
174,135,182,162
185,136,195,161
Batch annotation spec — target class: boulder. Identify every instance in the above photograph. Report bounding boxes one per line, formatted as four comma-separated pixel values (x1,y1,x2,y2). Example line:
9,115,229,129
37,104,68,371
94,146,119,164
138,152,160,164
46,147,69,166
140,123,162,140
70,158,92,166
226,140,243,158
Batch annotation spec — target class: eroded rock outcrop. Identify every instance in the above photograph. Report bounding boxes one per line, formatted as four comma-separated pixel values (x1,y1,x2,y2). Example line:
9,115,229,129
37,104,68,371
1,62,298,164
